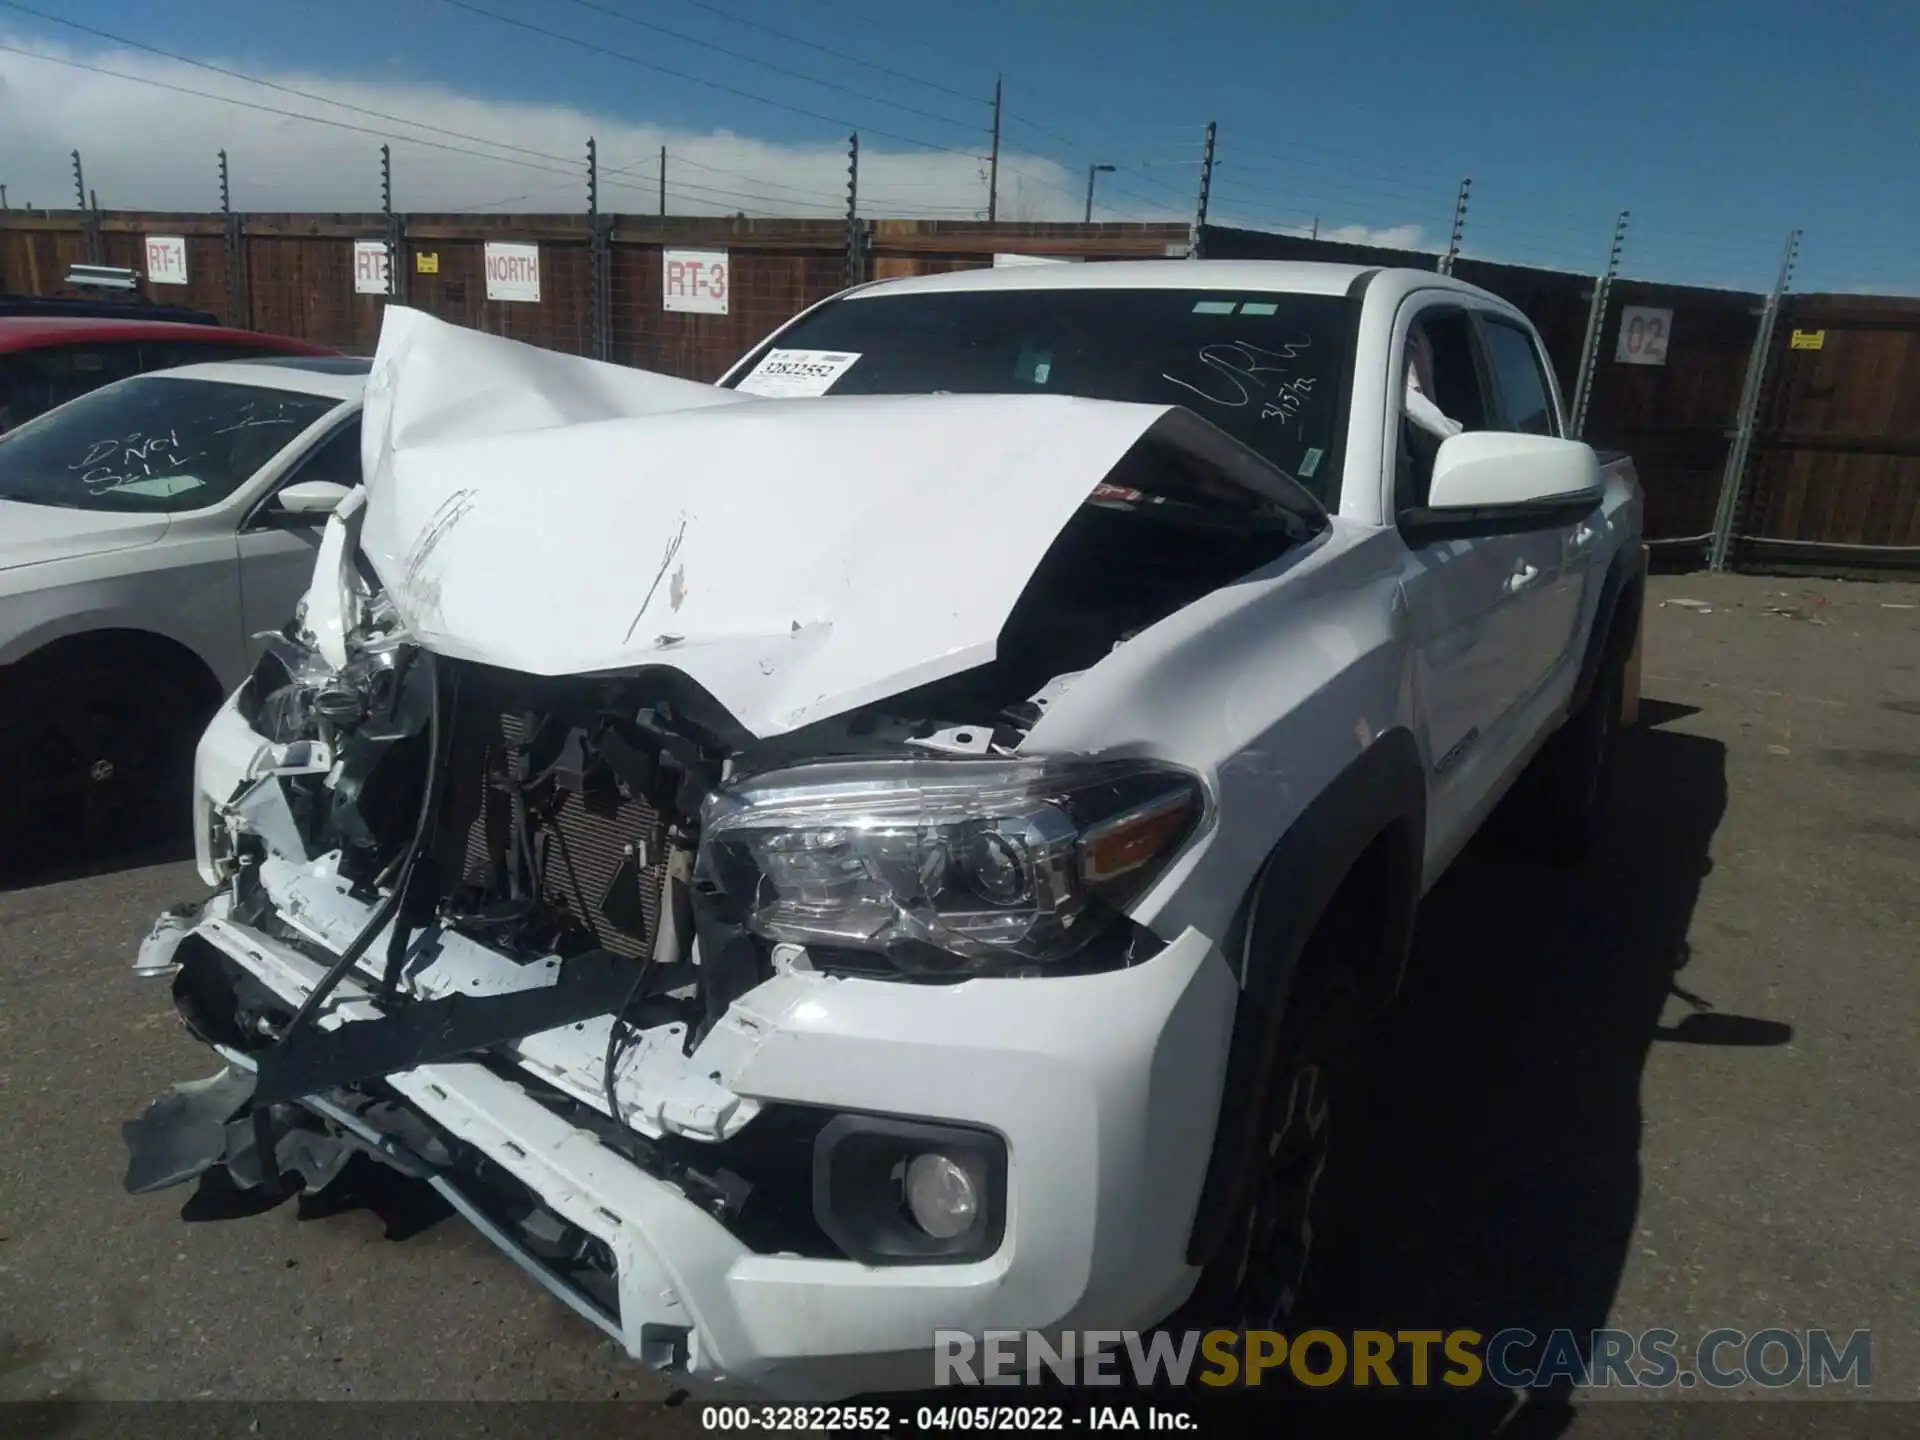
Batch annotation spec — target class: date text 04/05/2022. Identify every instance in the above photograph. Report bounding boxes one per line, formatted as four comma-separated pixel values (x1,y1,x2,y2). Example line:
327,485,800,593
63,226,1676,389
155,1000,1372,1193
699,1404,1198,1432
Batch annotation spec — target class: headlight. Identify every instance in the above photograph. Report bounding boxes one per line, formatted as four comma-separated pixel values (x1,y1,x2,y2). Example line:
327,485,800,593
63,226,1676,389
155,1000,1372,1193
698,757,1204,976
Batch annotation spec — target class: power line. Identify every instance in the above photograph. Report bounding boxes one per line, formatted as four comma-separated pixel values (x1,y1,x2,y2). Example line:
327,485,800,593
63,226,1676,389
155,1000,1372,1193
0,41,589,182
428,0,986,161
551,0,983,134
654,0,988,107
0,1,589,175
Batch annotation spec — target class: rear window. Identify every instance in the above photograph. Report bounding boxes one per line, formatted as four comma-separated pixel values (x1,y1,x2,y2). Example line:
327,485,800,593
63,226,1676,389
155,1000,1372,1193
726,288,1357,504
0,375,339,513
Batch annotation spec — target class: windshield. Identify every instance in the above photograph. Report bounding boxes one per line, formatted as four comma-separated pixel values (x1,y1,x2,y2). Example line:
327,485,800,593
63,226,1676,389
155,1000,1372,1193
726,287,1356,502
0,375,339,513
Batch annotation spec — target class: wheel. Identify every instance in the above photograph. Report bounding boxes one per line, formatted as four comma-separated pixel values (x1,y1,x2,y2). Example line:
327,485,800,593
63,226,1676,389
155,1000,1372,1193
0,658,199,876
1186,883,1371,1330
1496,653,1623,859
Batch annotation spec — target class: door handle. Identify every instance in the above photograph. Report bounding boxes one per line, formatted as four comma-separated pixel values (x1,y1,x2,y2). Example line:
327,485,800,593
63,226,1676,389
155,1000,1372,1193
1569,523,1596,553
1505,563,1541,594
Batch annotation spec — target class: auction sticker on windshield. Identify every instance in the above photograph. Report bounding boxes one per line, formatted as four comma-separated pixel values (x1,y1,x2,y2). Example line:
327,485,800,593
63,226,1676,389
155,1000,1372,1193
735,349,862,398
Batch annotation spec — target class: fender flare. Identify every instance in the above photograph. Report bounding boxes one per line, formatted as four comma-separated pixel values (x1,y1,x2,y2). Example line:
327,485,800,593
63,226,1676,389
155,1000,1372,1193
1568,544,1644,717
1185,726,1426,1267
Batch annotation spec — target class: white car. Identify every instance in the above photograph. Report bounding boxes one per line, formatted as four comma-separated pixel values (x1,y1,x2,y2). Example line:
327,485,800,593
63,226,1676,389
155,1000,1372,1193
0,357,367,870
125,266,1642,1400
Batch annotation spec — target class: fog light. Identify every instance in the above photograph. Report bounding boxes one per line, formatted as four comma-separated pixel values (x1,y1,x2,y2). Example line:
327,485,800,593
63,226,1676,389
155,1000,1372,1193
904,1153,978,1239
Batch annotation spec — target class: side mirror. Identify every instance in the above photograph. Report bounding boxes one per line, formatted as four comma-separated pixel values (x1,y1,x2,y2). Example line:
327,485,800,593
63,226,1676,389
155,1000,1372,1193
273,478,353,516
1428,432,1601,509
1403,432,1602,542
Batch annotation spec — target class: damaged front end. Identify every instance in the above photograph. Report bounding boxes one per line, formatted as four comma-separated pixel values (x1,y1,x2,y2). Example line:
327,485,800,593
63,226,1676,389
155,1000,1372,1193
127,490,1224,1387
124,309,1318,1395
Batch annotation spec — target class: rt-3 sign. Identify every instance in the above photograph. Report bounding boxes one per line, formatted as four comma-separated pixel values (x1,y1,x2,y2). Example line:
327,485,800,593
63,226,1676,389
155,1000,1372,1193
1616,306,1673,366
144,236,188,287
663,249,729,314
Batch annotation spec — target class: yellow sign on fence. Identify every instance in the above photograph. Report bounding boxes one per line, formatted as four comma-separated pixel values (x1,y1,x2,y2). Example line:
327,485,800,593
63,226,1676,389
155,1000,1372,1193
1790,328,1825,350
416,251,440,275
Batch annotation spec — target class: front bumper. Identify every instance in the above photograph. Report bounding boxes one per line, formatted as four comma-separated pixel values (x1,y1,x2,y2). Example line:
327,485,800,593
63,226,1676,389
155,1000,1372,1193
147,702,1241,1400
151,906,1233,1397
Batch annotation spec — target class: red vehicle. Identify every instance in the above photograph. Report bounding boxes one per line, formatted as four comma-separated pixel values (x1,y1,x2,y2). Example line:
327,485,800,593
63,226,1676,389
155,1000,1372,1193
0,317,338,435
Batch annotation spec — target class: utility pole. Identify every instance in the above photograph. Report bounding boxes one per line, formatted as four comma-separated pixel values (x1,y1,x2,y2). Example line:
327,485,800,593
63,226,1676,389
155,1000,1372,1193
1439,176,1471,275
1,185,8,210
1311,217,1319,241
987,75,1002,223
1190,120,1216,257
218,149,231,214
1569,209,1630,440
659,145,666,217
845,132,862,288
1083,163,1114,224
71,149,85,209
1709,228,1800,571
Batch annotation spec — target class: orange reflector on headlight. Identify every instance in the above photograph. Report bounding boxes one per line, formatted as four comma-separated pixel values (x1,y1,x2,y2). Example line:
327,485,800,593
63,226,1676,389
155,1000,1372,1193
1076,789,1198,885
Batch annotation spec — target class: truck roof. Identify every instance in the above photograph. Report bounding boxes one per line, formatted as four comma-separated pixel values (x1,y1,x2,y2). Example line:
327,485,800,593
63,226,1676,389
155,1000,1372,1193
844,258,1381,300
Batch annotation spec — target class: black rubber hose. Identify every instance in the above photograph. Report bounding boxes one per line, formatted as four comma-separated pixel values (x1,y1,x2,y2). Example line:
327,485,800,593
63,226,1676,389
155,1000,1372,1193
277,646,445,1044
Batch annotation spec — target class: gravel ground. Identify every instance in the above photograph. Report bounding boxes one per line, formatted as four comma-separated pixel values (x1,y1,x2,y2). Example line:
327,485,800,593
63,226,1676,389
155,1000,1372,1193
1,570,1913,1437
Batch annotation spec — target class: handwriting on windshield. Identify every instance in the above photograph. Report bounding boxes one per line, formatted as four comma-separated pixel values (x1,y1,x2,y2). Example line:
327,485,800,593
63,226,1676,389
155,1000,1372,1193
1161,338,1316,426
67,429,204,493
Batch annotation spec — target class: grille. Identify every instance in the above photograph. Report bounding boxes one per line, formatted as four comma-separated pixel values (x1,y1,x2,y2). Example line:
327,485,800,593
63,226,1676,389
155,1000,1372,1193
440,707,668,958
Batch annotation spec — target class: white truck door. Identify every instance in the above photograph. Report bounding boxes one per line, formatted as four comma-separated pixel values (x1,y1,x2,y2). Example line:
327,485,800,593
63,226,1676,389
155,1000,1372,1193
1392,306,1545,854
235,417,361,642
1476,315,1595,698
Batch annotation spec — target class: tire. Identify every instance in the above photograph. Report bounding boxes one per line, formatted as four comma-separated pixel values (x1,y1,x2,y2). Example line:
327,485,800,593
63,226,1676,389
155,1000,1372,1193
1183,878,1374,1330
0,658,199,877
1497,651,1623,860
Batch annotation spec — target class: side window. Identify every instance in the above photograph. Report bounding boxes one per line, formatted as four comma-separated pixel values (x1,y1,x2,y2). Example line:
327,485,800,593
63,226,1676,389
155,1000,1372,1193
1479,320,1557,436
1396,309,1491,513
255,416,361,525
3,343,145,428
293,417,363,488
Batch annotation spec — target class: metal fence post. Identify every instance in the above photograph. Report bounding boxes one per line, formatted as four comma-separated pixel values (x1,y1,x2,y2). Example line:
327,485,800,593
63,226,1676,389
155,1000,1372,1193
588,137,611,360
1439,177,1471,275
1569,209,1629,439
381,144,407,306
218,149,248,328
1708,228,1800,571
1190,121,1216,259
845,133,862,288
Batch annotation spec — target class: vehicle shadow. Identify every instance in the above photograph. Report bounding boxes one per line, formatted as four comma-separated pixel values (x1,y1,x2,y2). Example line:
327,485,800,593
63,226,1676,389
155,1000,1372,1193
1247,696,1755,1434
0,831,194,894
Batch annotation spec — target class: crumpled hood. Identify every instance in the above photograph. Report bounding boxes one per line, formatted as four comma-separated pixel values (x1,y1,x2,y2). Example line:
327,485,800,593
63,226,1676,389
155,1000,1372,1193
0,500,169,571
356,308,1181,739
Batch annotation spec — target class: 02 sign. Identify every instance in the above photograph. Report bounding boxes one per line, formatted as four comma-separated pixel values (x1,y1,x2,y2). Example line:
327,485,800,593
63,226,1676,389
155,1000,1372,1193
663,249,729,314
1616,306,1673,366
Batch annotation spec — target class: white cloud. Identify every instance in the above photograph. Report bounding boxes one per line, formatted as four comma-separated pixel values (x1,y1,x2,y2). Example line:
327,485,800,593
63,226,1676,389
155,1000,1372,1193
1205,206,1431,251
1314,222,1427,250
0,37,1110,220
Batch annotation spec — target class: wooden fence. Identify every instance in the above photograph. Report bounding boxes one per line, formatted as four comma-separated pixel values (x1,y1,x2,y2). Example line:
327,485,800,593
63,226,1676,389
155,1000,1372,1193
4,209,1914,564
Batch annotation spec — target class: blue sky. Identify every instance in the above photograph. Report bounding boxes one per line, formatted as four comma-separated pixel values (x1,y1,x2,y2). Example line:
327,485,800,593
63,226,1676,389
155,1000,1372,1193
1,0,1914,292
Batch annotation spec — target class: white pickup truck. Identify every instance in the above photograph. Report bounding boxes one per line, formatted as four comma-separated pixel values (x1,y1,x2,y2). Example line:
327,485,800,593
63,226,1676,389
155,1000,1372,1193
123,263,1642,1400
